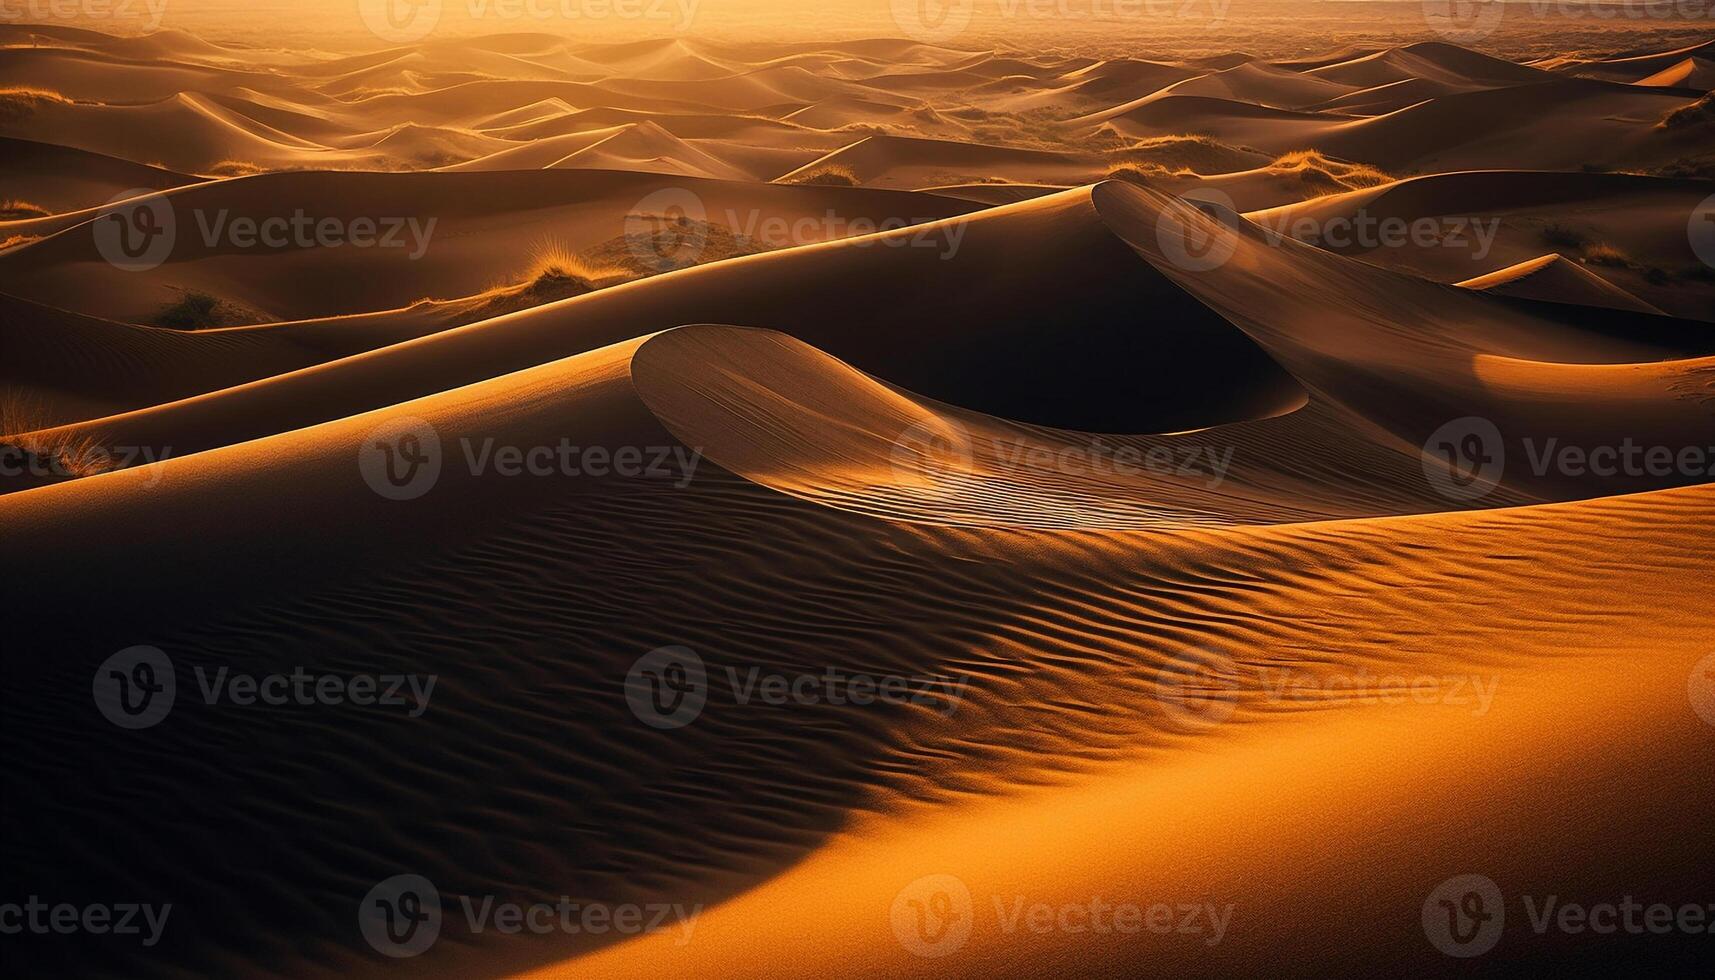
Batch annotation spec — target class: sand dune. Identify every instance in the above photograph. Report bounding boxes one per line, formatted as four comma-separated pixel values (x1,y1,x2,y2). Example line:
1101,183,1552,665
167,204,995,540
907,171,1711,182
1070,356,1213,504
0,169,978,323
1456,253,1666,315
1249,170,1715,319
4,21,1714,980
0,136,198,216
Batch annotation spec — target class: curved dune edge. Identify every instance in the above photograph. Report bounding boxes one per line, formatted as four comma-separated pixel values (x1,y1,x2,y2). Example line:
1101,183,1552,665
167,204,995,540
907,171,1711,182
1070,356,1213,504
630,324,1315,530
1455,254,1666,316
4,183,1310,469
3,307,1711,977
527,615,1715,978
10,182,1712,513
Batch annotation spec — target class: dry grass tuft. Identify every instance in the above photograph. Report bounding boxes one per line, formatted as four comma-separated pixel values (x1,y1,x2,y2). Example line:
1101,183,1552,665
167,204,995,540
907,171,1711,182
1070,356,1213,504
780,163,861,187
1108,134,1268,176
1267,150,1393,197
1,198,50,220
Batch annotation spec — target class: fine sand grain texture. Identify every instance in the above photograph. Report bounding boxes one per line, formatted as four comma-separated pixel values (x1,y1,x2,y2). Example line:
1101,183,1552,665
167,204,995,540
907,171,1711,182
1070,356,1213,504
1,13,1713,980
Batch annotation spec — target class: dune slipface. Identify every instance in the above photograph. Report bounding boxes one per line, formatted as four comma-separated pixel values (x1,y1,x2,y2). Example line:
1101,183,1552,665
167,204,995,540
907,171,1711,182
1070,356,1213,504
1,13,1713,980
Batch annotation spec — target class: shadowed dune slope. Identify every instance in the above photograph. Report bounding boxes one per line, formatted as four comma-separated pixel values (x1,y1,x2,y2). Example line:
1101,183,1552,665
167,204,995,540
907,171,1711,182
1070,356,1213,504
3,317,1711,976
